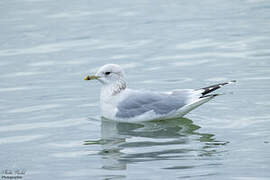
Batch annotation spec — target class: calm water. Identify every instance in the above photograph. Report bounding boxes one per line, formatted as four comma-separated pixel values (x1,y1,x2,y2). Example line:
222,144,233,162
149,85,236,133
1,0,270,179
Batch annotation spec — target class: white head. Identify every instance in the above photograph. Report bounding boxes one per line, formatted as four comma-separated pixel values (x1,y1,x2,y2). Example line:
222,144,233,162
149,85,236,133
84,64,126,95
84,64,125,84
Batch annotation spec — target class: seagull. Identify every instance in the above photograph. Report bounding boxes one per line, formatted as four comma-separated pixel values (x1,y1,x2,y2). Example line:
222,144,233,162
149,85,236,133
84,64,235,121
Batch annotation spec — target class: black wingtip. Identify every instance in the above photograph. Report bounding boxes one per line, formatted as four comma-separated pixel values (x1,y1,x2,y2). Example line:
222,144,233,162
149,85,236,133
200,80,236,96
201,93,221,98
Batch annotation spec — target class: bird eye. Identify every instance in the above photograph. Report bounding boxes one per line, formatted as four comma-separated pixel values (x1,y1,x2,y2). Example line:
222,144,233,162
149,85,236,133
105,72,111,75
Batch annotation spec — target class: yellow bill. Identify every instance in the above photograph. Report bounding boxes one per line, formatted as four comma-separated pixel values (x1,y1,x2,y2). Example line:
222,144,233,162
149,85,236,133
84,75,99,80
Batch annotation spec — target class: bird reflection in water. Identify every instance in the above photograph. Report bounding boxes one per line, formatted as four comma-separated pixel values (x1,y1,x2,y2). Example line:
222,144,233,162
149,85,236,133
84,117,228,171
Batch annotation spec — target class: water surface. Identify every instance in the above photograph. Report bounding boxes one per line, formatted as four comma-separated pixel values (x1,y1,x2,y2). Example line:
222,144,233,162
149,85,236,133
0,0,270,179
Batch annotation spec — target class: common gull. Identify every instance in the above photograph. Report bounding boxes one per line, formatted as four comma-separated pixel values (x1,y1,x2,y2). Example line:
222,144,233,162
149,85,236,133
84,64,235,121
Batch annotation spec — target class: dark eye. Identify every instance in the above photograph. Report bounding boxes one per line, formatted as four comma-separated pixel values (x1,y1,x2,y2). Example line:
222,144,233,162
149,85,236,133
105,72,111,75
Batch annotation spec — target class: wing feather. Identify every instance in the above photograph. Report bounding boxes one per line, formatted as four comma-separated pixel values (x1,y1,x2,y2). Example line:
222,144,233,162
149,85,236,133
116,91,190,118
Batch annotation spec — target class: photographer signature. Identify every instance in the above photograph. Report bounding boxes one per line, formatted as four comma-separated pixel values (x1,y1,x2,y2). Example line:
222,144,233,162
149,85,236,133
1,169,26,179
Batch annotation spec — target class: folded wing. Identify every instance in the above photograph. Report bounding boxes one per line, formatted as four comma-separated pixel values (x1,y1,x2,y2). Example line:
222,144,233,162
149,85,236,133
116,90,191,118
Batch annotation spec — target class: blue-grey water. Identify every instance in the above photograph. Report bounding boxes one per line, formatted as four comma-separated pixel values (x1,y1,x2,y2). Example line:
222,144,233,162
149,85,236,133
1,0,270,179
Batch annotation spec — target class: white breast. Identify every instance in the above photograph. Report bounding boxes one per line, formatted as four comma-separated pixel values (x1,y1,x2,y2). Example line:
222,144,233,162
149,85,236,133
100,84,128,119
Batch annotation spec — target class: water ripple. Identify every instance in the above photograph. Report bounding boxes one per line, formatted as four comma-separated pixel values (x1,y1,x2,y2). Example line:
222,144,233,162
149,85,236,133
47,9,120,19
51,151,94,158
0,134,46,145
0,39,100,56
7,104,62,113
0,118,88,132
175,39,221,50
171,59,213,67
146,51,248,61
0,39,151,57
0,86,41,92
1,71,46,78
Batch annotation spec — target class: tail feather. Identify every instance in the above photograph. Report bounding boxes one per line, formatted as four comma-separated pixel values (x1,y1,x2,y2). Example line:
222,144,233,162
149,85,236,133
198,80,236,98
